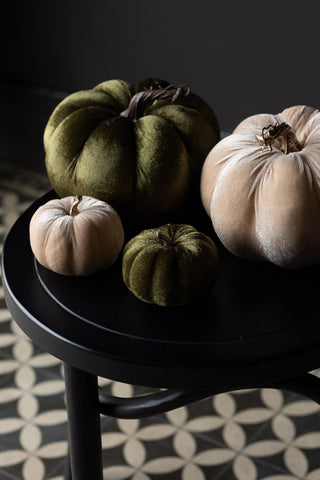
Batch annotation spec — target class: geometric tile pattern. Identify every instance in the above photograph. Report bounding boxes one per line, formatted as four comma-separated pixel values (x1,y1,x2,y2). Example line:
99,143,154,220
1,162,320,479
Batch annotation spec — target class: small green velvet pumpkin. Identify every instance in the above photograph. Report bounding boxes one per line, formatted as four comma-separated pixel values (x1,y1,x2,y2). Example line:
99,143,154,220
122,224,219,306
44,78,220,219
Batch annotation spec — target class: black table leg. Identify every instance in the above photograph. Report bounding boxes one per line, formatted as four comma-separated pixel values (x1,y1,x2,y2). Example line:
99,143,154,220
64,450,72,480
62,367,320,479
270,372,320,405
64,364,103,480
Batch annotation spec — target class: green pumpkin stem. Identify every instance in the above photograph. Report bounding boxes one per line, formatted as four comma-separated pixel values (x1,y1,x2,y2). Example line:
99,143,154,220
156,229,173,248
69,195,83,216
121,84,190,122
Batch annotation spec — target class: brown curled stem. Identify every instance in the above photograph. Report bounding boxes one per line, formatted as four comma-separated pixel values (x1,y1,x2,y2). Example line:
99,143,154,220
256,122,301,154
121,83,190,122
69,195,83,216
156,230,173,248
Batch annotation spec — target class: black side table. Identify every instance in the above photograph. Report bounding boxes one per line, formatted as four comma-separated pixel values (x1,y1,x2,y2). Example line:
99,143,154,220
3,191,320,480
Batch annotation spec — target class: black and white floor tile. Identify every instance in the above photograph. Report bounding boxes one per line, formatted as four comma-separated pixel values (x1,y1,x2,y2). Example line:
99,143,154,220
1,162,320,480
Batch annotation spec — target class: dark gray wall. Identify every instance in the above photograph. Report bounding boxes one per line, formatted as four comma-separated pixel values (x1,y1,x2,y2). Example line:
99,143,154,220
1,1,320,169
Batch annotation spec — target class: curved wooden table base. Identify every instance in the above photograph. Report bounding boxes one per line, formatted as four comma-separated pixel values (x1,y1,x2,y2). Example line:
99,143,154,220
3,191,320,479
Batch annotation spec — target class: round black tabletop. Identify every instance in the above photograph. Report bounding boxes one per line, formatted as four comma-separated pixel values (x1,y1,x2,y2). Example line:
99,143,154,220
2,190,320,390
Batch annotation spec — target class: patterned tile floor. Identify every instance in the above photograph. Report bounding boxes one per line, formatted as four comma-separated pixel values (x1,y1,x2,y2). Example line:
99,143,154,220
1,163,320,480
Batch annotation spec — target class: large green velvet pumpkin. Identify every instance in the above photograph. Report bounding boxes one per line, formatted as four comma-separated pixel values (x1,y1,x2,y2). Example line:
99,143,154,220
44,78,220,219
122,224,219,306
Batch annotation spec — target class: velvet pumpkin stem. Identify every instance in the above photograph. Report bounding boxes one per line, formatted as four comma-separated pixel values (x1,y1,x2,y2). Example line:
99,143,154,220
69,195,83,216
256,122,301,154
156,230,173,248
121,84,190,122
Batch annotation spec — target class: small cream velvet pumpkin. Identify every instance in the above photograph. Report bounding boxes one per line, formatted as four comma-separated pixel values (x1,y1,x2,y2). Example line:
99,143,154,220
200,105,320,269
29,195,124,275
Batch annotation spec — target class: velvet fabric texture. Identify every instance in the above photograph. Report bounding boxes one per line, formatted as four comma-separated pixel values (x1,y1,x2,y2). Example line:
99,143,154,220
122,224,219,306
200,105,320,269
29,196,124,276
44,78,220,220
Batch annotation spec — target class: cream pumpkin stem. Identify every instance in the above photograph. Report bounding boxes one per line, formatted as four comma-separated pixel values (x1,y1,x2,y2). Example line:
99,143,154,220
156,230,173,248
69,195,83,216
121,84,190,122
256,122,302,154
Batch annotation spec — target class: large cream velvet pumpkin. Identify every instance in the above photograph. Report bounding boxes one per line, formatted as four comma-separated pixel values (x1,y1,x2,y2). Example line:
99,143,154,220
29,195,124,276
200,105,320,269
